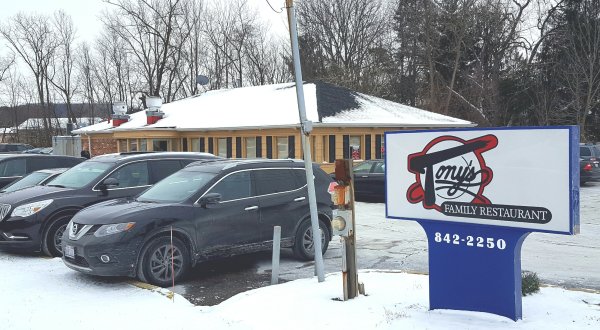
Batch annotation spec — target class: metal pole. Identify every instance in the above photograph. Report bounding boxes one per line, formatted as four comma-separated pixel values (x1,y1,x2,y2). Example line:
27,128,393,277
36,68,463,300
286,0,325,282
271,226,281,285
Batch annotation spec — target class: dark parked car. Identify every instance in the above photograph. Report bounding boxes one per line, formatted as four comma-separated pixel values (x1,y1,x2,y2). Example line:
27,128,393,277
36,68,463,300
580,157,600,184
62,159,334,286
22,147,53,154
0,154,84,189
352,159,385,202
0,143,34,153
580,143,600,162
0,152,218,257
0,168,67,194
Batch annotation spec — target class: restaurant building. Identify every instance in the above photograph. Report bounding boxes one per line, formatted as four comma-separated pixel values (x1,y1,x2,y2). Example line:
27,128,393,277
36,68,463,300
73,82,473,172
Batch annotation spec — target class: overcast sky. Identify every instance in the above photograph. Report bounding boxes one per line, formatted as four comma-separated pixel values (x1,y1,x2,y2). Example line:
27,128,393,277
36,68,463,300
0,0,290,43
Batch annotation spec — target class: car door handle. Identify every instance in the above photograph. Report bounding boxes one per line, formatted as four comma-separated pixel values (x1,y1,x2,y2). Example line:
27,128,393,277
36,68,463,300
361,175,369,178
294,197,306,202
244,206,259,211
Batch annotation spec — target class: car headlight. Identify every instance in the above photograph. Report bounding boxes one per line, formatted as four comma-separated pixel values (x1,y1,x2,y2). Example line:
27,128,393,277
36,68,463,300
94,222,136,237
11,199,53,218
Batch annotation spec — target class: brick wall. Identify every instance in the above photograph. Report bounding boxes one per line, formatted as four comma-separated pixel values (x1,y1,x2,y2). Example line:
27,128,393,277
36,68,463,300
82,136,117,156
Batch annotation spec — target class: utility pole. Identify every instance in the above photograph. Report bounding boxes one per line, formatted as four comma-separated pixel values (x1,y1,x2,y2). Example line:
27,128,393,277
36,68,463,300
286,0,325,282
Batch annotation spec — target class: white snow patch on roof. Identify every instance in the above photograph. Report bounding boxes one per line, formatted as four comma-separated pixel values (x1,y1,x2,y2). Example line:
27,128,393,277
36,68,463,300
73,82,471,134
322,92,471,125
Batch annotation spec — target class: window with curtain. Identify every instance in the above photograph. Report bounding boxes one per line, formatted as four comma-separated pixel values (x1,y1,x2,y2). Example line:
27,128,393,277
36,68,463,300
129,139,138,152
217,138,227,157
276,137,288,158
350,135,361,160
190,138,200,152
245,137,256,158
118,139,127,152
140,139,148,152
152,139,169,151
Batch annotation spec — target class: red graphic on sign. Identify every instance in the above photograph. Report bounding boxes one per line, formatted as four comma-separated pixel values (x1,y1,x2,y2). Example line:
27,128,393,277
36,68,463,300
406,135,498,212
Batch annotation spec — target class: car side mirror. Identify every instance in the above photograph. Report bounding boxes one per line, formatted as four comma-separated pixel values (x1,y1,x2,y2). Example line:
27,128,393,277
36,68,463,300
101,177,119,190
198,192,221,208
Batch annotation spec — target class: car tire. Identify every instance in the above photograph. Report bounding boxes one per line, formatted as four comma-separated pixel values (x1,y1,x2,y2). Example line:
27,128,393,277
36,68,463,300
42,215,71,257
293,219,330,261
141,236,190,287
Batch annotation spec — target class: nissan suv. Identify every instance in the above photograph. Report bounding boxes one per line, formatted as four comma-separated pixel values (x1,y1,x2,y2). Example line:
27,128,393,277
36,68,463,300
0,154,84,189
62,159,334,286
0,152,218,257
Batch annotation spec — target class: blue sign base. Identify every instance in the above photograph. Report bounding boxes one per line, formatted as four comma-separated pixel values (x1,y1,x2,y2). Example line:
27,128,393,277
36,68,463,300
419,221,530,321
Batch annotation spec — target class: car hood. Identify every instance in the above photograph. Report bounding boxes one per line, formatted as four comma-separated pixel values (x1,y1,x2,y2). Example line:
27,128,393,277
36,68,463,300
0,185,75,206
72,199,180,225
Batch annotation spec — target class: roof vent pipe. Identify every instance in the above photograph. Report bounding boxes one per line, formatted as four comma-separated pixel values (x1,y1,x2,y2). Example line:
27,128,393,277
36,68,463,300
145,96,165,125
111,101,130,127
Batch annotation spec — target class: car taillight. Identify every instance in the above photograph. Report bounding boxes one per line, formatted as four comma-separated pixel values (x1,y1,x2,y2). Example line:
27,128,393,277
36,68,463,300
584,164,593,171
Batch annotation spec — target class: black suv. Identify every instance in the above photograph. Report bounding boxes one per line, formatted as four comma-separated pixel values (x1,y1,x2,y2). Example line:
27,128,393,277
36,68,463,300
0,152,218,257
0,154,84,189
62,159,334,286
0,143,34,153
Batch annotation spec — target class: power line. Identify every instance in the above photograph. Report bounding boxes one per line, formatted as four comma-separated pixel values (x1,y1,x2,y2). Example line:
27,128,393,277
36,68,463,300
265,0,284,13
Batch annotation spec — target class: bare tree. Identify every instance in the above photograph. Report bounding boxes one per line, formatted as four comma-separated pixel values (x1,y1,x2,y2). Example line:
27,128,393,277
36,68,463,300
296,0,388,89
561,1,600,141
49,10,78,124
0,66,25,142
0,13,59,144
103,0,191,105
0,53,15,82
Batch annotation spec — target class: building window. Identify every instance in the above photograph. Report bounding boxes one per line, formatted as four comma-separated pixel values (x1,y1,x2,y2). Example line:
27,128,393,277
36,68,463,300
118,139,127,152
276,137,288,158
350,135,361,160
153,139,169,151
217,138,227,158
245,137,256,158
190,138,200,152
129,139,138,152
140,139,148,152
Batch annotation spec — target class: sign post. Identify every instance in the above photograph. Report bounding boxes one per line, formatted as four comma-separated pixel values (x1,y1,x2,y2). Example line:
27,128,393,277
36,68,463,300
386,126,580,321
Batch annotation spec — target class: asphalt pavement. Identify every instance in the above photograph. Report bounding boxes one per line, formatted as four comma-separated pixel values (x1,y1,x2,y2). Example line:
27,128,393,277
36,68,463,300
174,182,600,306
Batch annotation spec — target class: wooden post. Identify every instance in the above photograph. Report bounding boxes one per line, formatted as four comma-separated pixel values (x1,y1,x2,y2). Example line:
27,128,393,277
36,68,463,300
334,159,359,300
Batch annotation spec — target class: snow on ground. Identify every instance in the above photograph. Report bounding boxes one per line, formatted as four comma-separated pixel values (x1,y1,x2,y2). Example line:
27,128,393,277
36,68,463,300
1,252,599,330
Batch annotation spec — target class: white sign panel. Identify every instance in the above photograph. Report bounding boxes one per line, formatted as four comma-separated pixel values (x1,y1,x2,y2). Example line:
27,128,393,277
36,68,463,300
385,126,579,234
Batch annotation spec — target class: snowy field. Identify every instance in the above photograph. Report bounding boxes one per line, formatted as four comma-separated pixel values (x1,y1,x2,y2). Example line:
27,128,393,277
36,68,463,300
1,184,598,329
1,253,599,330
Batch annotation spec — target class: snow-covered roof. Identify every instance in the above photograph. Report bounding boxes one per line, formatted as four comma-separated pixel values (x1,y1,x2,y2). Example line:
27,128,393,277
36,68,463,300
17,117,102,130
73,82,473,134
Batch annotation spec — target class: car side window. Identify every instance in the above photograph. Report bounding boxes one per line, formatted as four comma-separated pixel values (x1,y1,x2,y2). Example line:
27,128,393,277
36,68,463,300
373,162,385,174
291,168,308,189
254,169,297,196
150,160,182,183
580,147,591,157
28,158,57,172
107,161,150,188
208,171,253,202
0,159,26,177
353,162,373,174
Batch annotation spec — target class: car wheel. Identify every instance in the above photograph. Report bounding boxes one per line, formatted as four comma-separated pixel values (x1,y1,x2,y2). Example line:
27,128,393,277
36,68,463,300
141,236,190,287
293,219,330,261
42,216,71,257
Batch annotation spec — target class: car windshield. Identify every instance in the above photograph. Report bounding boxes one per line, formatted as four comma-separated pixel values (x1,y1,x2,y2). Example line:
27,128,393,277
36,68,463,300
137,170,215,203
47,161,113,189
1,171,51,193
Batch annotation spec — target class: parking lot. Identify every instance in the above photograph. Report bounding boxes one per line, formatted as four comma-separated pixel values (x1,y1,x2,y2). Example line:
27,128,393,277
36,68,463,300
171,182,600,305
